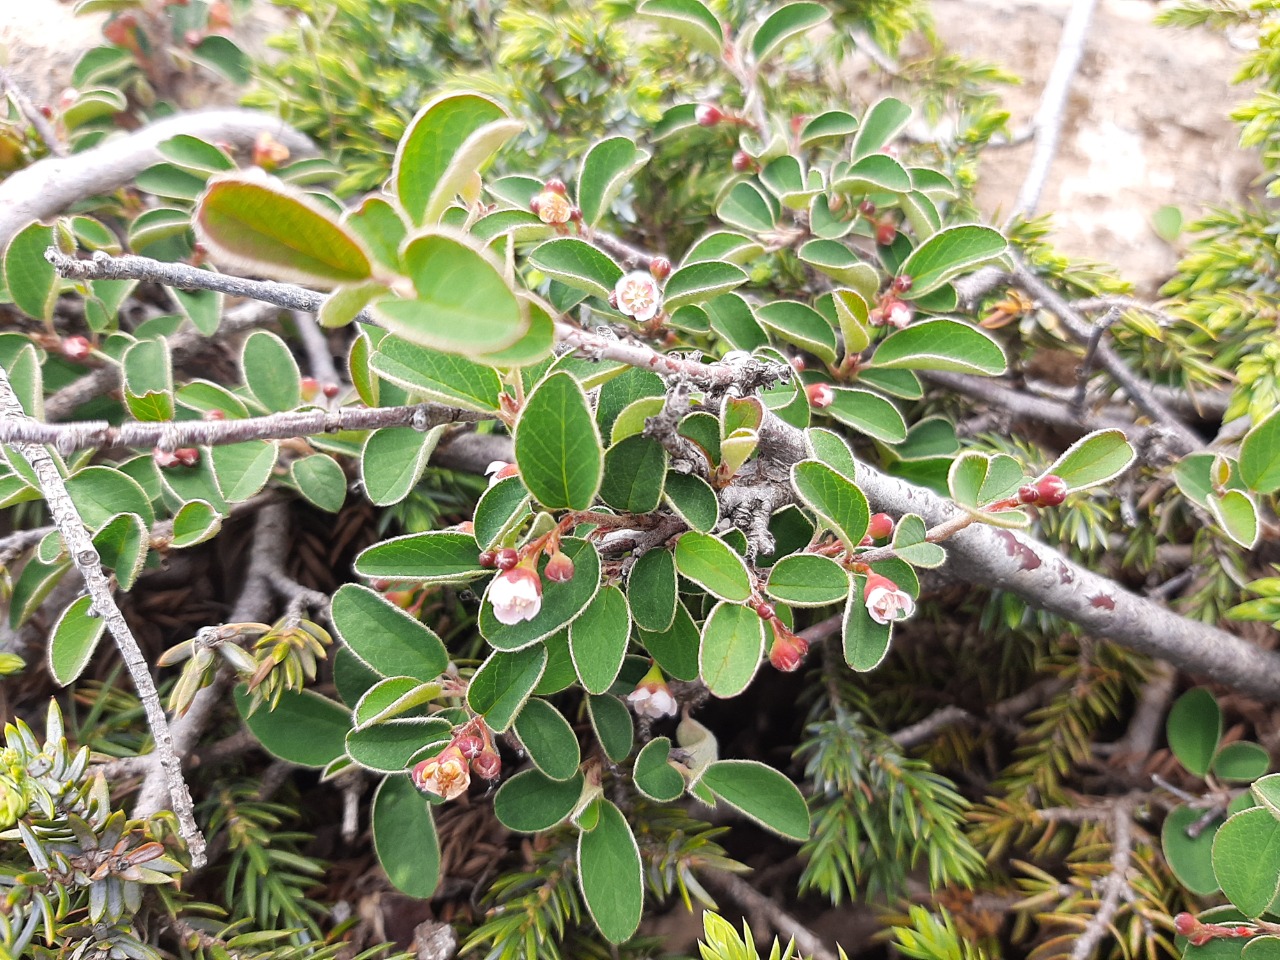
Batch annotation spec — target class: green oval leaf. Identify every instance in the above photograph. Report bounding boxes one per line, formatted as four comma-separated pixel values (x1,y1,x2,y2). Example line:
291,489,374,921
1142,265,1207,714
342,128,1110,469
515,372,603,511
494,769,586,832
634,737,686,802
638,0,723,53
361,425,444,508
699,601,766,698
393,92,521,226
236,686,350,768
514,698,581,781
578,799,644,944
1162,803,1224,896
870,318,1007,375
4,222,58,321
1167,687,1223,778
372,336,503,413
570,585,631,695
331,583,449,681
898,225,1007,297
697,759,810,841
1213,807,1280,917
766,554,849,606
674,532,752,603
1214,741,1271,784
196,175,372,288
844,574,892,671
587,693,634,762
1241,408,1280,494
663,261,748,311
355,531,487,584
290,453,347,513
467,645,548,732
528,237,623,300
825,387,907,444
346,718,451,773
791,459,869,550
851,97,912,159
372,774,440,898
599,435,667,514
664,471,720,533
1042,428,1136,491
48,595,107,686
241,330,301,412
577,137,650,227
628,548,677,633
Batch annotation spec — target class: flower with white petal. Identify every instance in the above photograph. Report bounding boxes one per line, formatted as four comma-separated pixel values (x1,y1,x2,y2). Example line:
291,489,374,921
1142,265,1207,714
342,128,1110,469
863,573,915,625
614,271,663,323
486,460,517,487
489,564,543,625
627,682,678,719
412,745,470,800
885,300,914,329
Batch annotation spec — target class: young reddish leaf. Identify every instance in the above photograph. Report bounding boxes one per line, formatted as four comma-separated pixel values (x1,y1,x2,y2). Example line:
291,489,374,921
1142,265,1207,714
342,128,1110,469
196,174,373,288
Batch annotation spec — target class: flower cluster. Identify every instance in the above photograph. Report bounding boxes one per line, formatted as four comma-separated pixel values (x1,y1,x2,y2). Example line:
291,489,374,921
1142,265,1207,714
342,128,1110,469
411,726,502,801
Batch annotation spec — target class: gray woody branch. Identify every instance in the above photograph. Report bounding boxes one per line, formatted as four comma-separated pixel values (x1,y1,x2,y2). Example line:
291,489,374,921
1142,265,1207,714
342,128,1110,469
0,366,207,866
46,250,791,393
0,110,312,250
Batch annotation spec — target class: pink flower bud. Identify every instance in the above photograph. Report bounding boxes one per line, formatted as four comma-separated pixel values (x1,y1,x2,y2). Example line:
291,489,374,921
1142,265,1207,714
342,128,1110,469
544,178,568,196
649,256,673,281
1018,484,1038,504
153,448,181,468
891,274,913,294
883,299,913,330
495,548,520,572
768,620,809,672
175,448,200,467
1173,913,1199,938
454,734,484,759
61,336,92,362
478,550,498,569
695,104,724,127
1034,475,1068,507
732,150,754,173
867,513,894,540
863,574,915,625
471,748,502,780
322,383,341,399
806,383,834,409
875,218,897,246
300,376,321,402
545,550,575,583
489,564,543,625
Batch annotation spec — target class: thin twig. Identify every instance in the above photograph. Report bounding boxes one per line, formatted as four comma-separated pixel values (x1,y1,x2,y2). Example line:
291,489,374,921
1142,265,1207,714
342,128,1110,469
1009,0,1101,221
0,69,65,158
0,401,483,453
47,250,792,393
925,370,1138,436
0,366,205,866
1069,800,1137,960
291,310,342,386
890,705,975,749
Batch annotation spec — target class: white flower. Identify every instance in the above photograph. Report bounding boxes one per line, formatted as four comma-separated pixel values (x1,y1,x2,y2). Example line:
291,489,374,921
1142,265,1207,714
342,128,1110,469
627,682,678,719
486,460,516,487
489,566,543,625
532,189,572,225
614,271,663,323
885,301,913,330
412,746,470,800
863,574,915,625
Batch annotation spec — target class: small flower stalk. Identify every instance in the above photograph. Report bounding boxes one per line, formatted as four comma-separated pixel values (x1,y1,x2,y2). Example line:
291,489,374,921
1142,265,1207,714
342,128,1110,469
627,664,678,719
863,573,915,625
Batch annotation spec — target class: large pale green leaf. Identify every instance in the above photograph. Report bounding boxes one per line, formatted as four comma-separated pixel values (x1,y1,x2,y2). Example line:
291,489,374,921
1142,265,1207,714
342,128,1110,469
851,97,912,159
1241,408,1280,494
898,225,1007,297
515,372,603,510
570,585,631,695
355,531,488,584
870,319,1007,375
527,237,623,300
577,137,650,227
393,92,522,225
372,775,440,898
578,800,644,944
65,466,154,529
674,532,751,602
791,460,869,550
331,583,449,680
467,645,548,732
360,425,444,507
699,601,765,697
662,261,748,311
235,686,349,768
371,233,526,354
196,175,372,288
1043,428,1135,491
3,222,58,321
48,595,107,686
697,760,810,840
638,0,722,51
372,335,503,412
1213,808,1280,917
752,2,830,62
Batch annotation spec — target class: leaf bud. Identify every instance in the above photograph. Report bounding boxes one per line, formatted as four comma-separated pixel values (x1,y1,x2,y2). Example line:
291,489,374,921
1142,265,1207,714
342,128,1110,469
695,103,724,127
1034,475,1069,507
806,382,834,409
867,513,894,540
544,549,576,583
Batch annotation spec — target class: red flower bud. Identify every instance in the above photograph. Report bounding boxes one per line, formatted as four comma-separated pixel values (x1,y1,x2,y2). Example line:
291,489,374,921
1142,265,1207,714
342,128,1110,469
300,376,320,402
528,196,541,215
471,748,502,780
732,150,754,173
61,336,92,362
478,550,498,568
859,200,876,217
649,256,673,281
892,274,913,293
790,356,806,373
1018,484,1038,505
175,448,200,467
1173,913,1199,938
755,601,776,621
153,448,181,469
544,178,568,197
1034,475,1068,507
875,218,897,246
607,290,619,309
203,408,226,421
867,513,894,540
806,382,834,409
695,104,724,127
768,620,809,672
545,550,576,583
454,734,485,759
322,383,341,399
495,548,519,572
